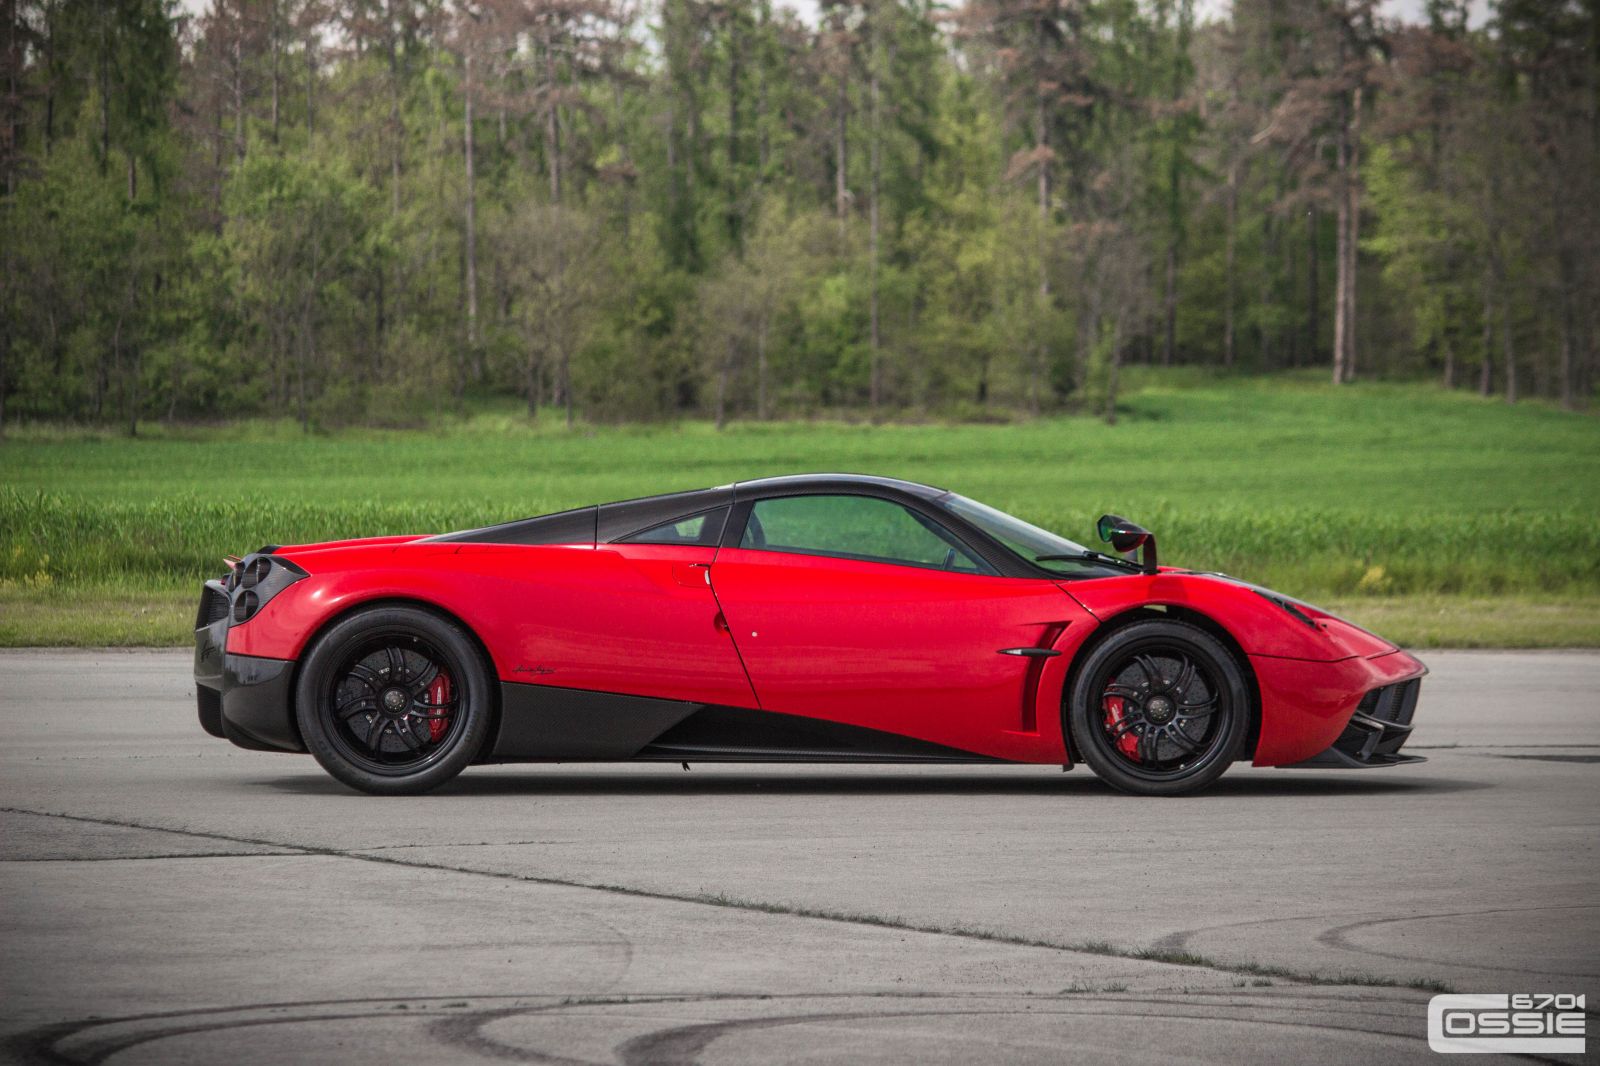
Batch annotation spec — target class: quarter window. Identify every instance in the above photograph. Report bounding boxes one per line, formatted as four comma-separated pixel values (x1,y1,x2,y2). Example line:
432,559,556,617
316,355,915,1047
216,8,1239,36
620,508,727,546
740,495,991,573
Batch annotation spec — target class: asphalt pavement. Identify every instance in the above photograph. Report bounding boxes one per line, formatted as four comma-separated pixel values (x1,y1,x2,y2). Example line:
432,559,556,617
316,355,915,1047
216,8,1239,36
1,648,1595,1064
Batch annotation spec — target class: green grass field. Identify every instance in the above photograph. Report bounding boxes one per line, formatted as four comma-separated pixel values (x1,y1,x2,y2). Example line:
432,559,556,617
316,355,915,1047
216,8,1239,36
3,371,1597,647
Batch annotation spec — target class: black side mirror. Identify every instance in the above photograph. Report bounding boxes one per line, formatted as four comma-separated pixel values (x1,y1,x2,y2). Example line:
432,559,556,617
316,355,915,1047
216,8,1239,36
1096,514,1159,574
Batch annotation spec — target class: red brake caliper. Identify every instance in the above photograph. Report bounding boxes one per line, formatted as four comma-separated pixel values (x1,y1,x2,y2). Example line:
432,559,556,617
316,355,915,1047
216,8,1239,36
427,669,453,743
1104,694,1141,761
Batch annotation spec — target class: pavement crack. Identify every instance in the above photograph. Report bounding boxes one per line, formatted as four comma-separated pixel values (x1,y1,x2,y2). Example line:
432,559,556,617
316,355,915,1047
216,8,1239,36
356,839,575,851
0,804,1454,994
2,851,290,863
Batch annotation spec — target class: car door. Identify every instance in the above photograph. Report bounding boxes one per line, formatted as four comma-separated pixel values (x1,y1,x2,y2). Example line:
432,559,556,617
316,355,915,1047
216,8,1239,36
707,493,1092,760
453,507,756,708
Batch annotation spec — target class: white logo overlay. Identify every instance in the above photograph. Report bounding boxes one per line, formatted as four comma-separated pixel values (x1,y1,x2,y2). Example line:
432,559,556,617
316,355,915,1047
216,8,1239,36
1428,993,1586,1054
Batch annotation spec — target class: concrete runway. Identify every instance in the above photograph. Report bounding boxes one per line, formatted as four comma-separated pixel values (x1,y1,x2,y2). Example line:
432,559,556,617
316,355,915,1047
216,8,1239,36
1,648,1595,1064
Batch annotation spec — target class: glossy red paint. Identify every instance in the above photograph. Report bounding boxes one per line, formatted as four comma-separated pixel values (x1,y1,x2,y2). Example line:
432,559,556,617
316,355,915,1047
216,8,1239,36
708,547,1090,762
1064,570,1419,765
228,540,758,709
1062,570,1395,661
225,529,1415,769
1251,649,1426,765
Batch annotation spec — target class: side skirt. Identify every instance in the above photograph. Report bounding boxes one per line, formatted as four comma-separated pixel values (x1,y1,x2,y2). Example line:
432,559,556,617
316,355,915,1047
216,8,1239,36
489,682,1003,764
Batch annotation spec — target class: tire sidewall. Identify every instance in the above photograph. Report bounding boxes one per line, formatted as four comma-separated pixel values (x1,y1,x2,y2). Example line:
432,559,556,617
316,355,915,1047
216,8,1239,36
1068,618,1251,796
295,605,493,795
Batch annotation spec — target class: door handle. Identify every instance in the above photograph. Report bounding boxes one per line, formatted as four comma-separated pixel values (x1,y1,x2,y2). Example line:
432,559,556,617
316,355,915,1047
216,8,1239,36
672,562,713,588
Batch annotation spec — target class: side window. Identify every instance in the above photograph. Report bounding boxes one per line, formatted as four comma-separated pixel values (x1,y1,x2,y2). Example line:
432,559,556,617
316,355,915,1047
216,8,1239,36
740,495,992,573
620,507,727,546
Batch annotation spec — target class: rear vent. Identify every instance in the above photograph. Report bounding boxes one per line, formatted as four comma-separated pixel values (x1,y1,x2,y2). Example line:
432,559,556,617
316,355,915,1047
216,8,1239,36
196,586,230,629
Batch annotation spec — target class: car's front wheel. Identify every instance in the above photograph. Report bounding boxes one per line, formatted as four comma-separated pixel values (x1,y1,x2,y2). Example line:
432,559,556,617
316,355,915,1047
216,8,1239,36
295,605,493,795
1067,619,1251,796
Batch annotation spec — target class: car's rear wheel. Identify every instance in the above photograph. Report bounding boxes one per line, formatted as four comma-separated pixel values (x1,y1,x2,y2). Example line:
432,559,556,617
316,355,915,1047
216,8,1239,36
1067,619,1251,796
295,605,493,795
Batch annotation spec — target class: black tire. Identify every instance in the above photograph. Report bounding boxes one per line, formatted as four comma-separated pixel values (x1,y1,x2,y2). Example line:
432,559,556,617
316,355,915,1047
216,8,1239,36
295,605,493,795
1067,619,1251,796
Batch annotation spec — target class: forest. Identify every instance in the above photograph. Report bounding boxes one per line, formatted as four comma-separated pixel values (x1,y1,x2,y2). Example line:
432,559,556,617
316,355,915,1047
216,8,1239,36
1,0,1596,431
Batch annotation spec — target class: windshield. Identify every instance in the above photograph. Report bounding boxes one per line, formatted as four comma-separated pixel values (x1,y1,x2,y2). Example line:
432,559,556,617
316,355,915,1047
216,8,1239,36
936,494,1130,578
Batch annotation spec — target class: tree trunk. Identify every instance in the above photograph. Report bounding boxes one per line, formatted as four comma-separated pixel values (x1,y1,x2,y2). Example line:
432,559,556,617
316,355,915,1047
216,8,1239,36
1343,87,1362,383
98,41,109,174
1443,335,1456,390
1162,243,1176,366
128,338,140,437
867,2,881,419
233,34,245,161
714,353,730,431
1224,160,1237,368
1332,77,1353,384
756,319,769,420
1502,285,1516,404
1333,194,1347,382
1479,264,1494,397
298,308,311,432
0,292,8,437
463,54,478,349
562,345,573,427
305,36,315,139
534,348,547,416
756,4,770,174
544,28,561,204
1104,318,1123,426
270,0,280,144
726,8,742,252
1559,250,1578,409
1305,205,1317,365
834,23,848,236
388,0,402,215
1559,318,1574,410
43,0,55,154
1033,88,1048,416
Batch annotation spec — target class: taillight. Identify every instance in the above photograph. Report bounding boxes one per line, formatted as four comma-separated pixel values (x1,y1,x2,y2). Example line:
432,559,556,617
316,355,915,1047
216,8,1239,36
224,554,306,626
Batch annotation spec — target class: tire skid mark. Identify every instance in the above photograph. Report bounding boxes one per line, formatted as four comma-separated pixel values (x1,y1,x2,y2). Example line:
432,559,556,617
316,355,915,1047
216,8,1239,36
12,992,1570,1066
1316,906,1600,979
1152,902,1597,981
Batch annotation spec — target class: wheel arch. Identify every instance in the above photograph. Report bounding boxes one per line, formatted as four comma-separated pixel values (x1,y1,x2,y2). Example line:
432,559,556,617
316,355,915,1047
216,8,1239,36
288,596,503,760
1063,603,1262,763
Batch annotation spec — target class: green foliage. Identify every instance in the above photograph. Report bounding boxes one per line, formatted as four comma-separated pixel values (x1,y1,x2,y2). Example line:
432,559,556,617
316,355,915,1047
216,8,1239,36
1,0,1594,431
3,378,1595,603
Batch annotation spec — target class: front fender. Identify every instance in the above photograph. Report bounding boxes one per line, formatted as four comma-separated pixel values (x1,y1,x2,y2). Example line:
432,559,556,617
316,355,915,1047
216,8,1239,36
1062,572,1392,662
1062,572,1420,765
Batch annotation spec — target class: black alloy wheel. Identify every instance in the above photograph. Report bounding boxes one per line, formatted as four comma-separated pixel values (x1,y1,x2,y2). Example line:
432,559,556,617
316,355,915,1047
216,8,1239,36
296,606,493,795
1067,619,1251,796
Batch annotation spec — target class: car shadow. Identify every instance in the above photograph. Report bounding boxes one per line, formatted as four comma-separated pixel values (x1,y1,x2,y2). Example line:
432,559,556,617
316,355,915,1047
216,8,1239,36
260,768,1493,799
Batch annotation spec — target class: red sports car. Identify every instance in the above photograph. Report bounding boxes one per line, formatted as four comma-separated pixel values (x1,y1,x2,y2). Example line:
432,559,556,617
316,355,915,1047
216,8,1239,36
194,474,1425,796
